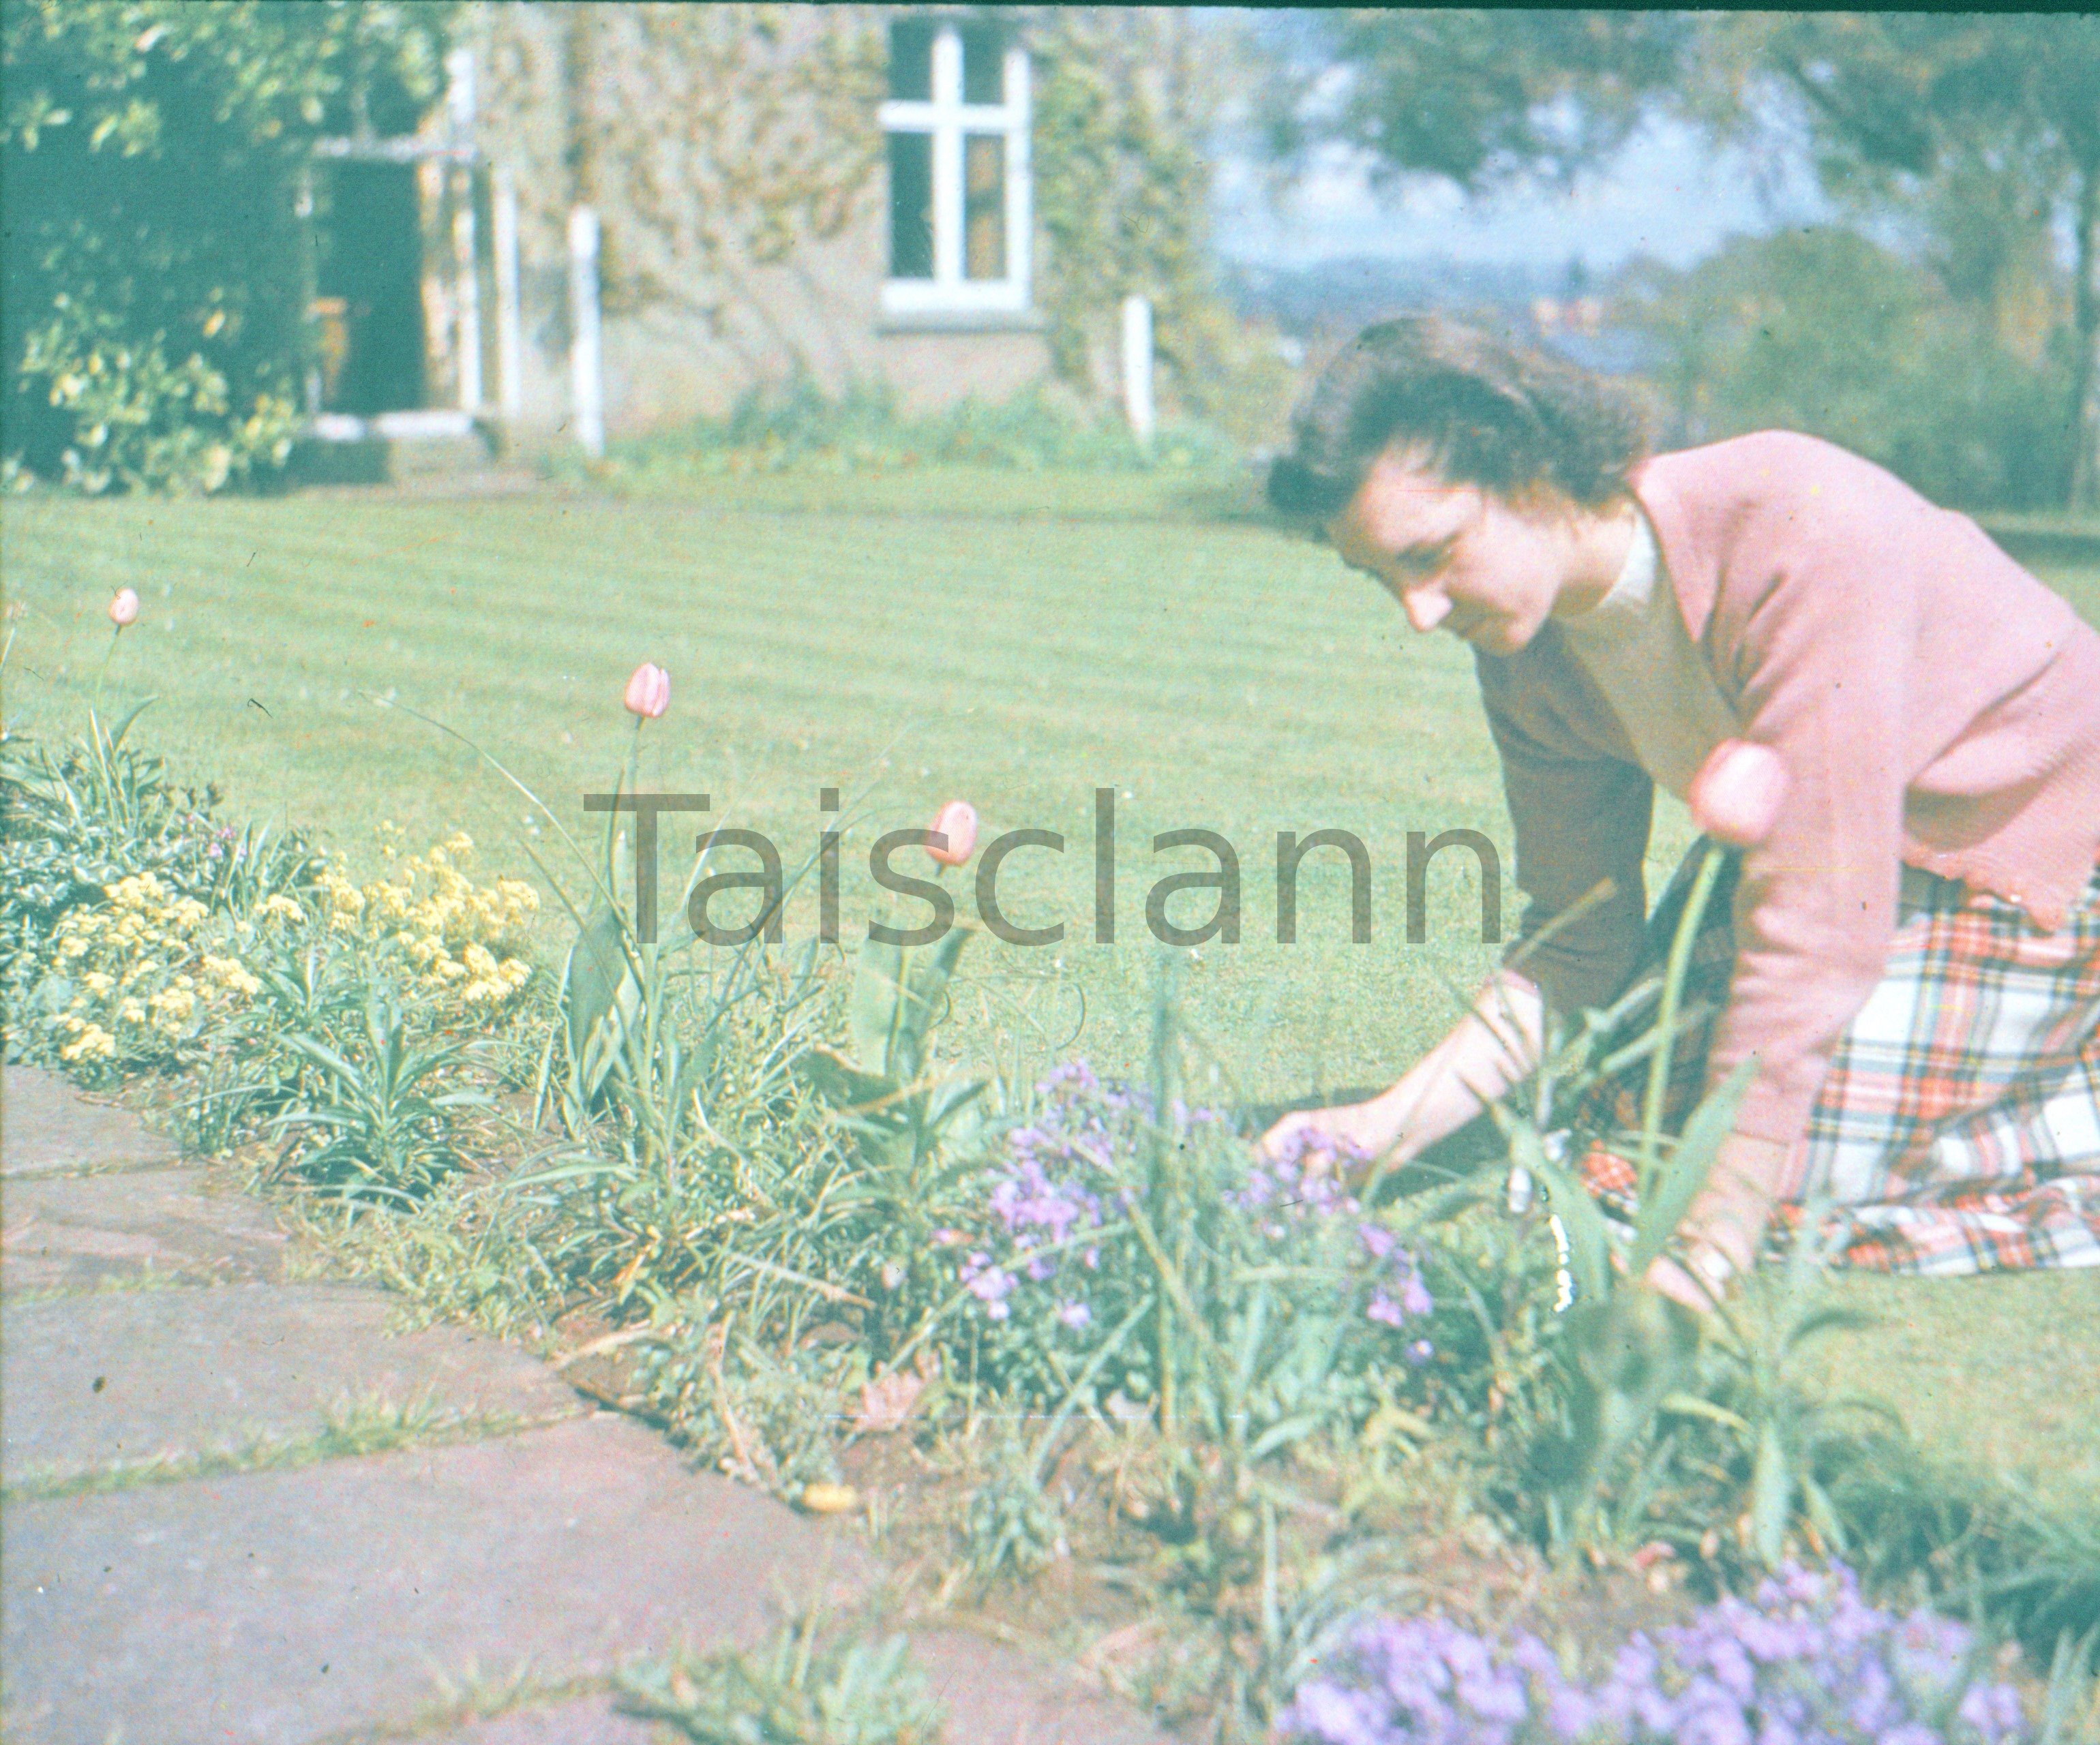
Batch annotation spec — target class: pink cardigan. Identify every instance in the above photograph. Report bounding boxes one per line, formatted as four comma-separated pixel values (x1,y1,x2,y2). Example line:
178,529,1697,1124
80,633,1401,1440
1478,431,2100,1147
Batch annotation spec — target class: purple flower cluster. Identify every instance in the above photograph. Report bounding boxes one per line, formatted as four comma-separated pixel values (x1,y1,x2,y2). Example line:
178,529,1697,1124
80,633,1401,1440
962,1062,1139,1324
953,1064,1440,1365
1237,1129,1436,1350
1275,1564,2029,1745
1236,1126,1367,1232
1357,1223,1435,1362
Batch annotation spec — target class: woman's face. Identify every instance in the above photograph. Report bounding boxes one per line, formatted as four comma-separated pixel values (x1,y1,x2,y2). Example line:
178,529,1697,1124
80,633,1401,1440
1325,448,1587,657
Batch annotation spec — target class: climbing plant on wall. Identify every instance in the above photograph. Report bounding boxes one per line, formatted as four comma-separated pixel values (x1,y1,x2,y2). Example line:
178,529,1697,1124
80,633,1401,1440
468,4,884,342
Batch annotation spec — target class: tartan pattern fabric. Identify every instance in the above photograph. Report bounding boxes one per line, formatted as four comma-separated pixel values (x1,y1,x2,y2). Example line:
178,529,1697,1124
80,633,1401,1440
1572,844,2100,1275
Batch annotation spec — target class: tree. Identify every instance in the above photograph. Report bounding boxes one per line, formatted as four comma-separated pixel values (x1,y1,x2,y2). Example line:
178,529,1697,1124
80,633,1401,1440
1690,15,2100,506
1612,228,2071,509
1257,11,1692,199
1,0,447,491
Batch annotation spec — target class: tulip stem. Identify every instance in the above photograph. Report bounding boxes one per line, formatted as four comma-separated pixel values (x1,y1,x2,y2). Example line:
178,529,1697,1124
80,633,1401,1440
92,624,123,719
611,714,644,907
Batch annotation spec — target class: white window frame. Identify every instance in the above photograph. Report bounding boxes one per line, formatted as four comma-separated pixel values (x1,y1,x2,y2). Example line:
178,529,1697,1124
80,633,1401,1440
879,21,1031,316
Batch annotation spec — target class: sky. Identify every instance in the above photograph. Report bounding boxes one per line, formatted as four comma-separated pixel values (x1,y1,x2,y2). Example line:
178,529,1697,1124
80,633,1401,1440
1209,113,1834,271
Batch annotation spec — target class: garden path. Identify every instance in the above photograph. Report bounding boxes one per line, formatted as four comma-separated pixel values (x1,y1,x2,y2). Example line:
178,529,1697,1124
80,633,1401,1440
0,1065,1173,1745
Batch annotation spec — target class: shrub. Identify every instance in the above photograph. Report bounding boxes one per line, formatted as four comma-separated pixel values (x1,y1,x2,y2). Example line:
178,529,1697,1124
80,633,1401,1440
592,376,1241,484
2,1,447,493
37,870,242,1078
1612,227,2074,511
314,827,539,1014
2,711,320,1069
939,1060,1441,1427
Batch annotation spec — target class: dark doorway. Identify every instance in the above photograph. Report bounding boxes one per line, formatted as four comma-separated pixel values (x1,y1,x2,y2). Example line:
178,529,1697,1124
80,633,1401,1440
312,162,426,415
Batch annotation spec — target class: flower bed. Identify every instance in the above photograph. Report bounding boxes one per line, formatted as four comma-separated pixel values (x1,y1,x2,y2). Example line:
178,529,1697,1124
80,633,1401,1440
1279,1564,2028,1745
7,617,2092,1743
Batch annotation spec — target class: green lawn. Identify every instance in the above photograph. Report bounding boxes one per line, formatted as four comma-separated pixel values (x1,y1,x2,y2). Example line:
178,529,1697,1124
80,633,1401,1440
3,470,1648,1100
5,470,2098,1517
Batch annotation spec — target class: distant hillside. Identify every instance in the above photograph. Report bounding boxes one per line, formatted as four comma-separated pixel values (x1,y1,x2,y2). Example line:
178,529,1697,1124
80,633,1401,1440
1217,254,1660,376
1217,256,1559,337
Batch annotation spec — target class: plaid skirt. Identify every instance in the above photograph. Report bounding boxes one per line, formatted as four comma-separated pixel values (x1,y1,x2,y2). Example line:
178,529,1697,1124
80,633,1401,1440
1574,845,2100,1275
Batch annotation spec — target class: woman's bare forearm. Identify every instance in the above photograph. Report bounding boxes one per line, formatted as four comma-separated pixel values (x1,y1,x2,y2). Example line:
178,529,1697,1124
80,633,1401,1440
1368,971,1543,1158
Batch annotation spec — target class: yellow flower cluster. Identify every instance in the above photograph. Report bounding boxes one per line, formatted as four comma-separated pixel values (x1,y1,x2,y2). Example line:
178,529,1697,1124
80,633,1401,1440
315,831,538,1006
50,872,221,1065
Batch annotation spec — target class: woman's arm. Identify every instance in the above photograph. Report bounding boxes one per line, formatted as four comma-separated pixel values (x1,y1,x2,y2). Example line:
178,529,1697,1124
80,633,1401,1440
1261,972,1543,1166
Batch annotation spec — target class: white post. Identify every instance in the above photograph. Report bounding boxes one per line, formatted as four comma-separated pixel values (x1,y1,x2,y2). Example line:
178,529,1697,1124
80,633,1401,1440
453,170,482,412
1005,42,1032,297
568,204,605,459
1120,293,1155,448
930,25,963,288
445,48,481,414
445,45,476,140
493,166,524,420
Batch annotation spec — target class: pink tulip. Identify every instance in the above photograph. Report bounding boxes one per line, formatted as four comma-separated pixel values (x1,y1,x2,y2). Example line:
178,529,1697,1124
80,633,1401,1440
1689,740,1788,849
927,799,978,867
622,662,670,720
108,589,140,628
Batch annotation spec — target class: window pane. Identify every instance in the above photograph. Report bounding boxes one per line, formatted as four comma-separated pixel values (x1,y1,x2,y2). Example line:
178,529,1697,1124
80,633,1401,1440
963,134,1005,281
888,132,935,279
888,18,934,101
960,23,1004,104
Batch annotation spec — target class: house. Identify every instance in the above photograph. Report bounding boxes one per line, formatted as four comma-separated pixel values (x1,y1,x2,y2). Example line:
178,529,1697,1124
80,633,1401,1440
303,6,1107,450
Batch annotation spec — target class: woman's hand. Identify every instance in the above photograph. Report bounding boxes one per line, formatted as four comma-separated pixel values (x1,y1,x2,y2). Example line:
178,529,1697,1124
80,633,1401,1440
1259,1099,1404,1173
1260,972,1544,1176
1642,1132,1791,1309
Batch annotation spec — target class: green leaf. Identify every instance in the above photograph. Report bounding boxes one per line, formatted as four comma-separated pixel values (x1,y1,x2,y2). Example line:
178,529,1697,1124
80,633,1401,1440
563,905,635,1089
104,694,160,752
1505,1114,1613,1304
1657,1391,1751,1434
848,928,905,1074
1782,1305,1880,1353
793,1044,901,1118
923,1074,987,1131
1630,1056,1754,1277
900,922,970,1063
1750,1417,1792,1567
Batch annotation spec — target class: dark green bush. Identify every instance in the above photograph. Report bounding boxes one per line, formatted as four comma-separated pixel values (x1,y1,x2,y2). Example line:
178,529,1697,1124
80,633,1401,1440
1,1,447,494
1615,226,2074,511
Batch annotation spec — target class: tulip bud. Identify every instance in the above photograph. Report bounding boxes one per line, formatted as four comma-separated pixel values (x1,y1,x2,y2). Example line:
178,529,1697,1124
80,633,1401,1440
622,662,670,720
926,799,978,867
108,589,140,628
1688,740,1788,849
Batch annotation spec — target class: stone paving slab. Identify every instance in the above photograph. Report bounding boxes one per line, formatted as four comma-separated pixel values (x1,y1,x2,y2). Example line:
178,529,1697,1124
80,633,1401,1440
1,1413,880,1745
1,1165,292,1294
910,1626,1175,1745
410,1697,674,1745
2,1284,583,1484
1,1066,179,1177
408,1637,1175,1745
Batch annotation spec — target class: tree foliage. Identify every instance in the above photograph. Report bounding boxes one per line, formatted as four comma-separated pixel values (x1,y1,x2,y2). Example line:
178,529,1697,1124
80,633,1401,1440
1259,11,2100,508
1,0,448,493
1613,227,2074,511
1689,14,2100,506
1259,10,1691,195
1030,10,1212,382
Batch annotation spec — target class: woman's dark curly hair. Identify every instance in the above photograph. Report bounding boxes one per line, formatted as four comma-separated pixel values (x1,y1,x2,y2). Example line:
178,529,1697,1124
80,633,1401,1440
1267,316,1650,526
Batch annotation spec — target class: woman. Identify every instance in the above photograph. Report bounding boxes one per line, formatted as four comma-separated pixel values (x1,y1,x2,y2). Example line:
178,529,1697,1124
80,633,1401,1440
1261,317,2100,1305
